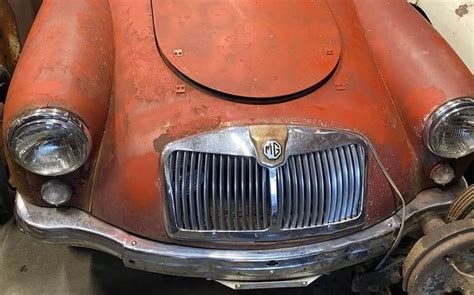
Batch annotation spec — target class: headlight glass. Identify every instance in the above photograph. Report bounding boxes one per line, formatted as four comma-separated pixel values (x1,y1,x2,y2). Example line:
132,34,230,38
7,109,91,176
425,98,474,158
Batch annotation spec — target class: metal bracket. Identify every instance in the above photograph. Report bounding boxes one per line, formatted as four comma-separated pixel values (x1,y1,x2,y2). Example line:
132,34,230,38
214,275,321,290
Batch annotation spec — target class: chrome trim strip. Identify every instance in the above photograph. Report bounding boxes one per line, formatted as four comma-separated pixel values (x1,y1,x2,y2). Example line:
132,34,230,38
269,168,278,226
162,126,368,242
15,182,465,281
162,126,367,168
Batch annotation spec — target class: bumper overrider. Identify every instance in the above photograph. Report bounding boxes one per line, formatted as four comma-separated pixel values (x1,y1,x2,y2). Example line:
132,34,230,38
15,183,464,282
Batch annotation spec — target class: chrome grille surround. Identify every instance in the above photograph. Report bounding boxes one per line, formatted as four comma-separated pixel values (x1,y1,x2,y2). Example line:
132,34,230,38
162,126,368,242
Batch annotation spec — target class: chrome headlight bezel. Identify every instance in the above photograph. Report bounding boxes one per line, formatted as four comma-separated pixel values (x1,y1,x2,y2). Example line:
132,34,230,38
423,97,474,158
7,108,92,176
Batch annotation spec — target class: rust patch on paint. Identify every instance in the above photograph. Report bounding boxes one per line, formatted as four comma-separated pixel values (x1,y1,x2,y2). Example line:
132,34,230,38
153,132,173,152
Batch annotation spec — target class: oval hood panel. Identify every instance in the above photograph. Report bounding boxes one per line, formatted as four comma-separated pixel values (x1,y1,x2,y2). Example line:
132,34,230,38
152,0,341,100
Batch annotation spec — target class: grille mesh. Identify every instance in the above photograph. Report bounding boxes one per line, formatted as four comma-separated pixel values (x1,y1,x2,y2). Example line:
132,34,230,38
167,144,365,233
169,151,271,231
276,144,365,229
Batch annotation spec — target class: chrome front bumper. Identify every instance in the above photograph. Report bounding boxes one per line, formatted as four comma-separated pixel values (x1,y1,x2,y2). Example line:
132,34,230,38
14,184,464,282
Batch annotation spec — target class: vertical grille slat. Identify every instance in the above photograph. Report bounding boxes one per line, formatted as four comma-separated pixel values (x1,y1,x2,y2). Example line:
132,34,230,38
308,153,318,226
295,155,305,228
315,152,325,226
321,151,331,225
344,146,355,220
275,144,365,230
219,155,225,230
196,153,204,230
233,157,239,230
172,152,182,229
277,167,284,227
211,155,217,229
352,145,364,218
289,157,299,229
302,155,312,227
262,166,268,228
255,160,261,229
241,157,246,230
327,149,338,223
203,154,211,229
181,152,190,229
189,152,197,229
338,147,349,221
226,156,232,230
283,163,292,229
333,149,343,222
167,143,365,234
248,158,254,230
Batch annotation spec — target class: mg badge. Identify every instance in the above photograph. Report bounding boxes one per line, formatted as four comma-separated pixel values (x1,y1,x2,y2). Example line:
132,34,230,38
263,140,282,160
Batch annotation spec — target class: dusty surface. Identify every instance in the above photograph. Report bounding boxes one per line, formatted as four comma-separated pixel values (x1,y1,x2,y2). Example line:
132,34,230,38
0,219,353,295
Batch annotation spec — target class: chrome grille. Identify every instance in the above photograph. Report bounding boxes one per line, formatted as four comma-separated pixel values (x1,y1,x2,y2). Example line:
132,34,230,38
163,126,368,242
168,151,271,231
276,144,365,229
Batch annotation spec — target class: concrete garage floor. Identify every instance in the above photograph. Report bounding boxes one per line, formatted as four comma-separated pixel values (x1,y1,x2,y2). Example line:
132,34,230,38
0,219,354,295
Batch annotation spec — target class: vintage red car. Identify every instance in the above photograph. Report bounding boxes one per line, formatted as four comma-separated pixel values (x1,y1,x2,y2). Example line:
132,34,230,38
1,0,473,293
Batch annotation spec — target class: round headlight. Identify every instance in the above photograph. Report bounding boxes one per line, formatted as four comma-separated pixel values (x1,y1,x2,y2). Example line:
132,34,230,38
424,97,474,158
7,108,92,176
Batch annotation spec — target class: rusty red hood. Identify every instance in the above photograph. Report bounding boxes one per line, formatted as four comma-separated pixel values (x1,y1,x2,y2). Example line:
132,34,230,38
152,0,341,100
88,0,417,244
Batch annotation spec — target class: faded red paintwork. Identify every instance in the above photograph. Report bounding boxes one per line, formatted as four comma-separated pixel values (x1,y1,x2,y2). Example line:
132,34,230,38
354,0,474,177
3,0,114,211
153,0,341,99
3,0,473,248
